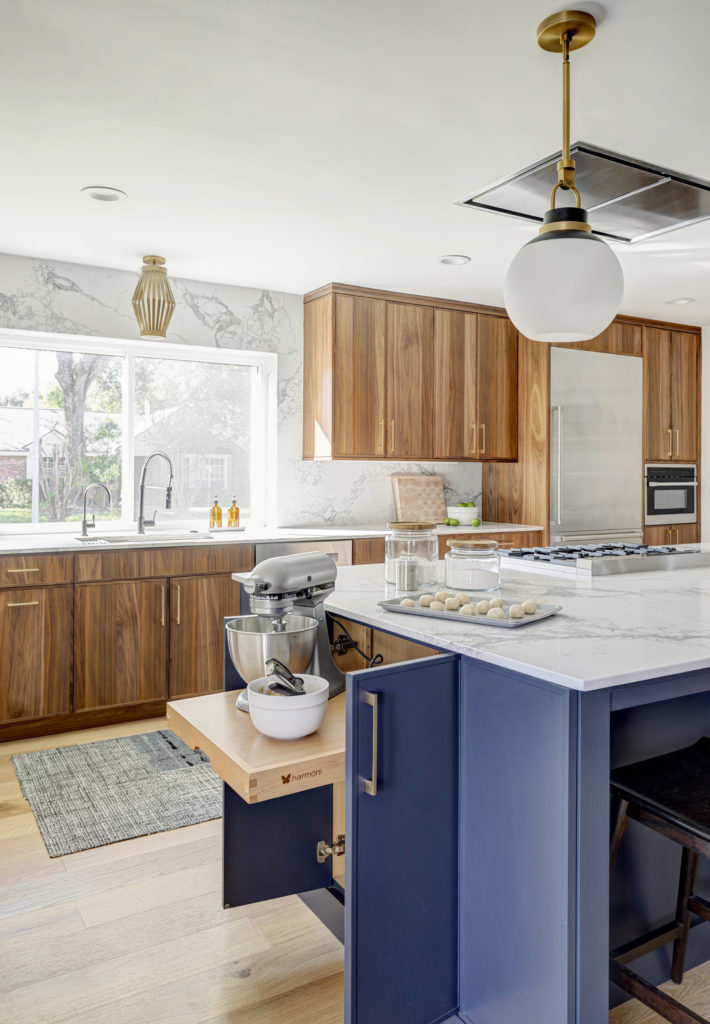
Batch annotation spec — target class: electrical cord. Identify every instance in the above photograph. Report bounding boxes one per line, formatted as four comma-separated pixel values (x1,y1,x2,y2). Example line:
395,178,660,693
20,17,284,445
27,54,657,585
328,616,384,668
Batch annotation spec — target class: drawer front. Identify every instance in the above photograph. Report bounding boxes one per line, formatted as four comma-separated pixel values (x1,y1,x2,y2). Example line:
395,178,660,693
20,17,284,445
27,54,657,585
352,538,386,565
74,543,256,583
0,553,73,588
438,531,543,559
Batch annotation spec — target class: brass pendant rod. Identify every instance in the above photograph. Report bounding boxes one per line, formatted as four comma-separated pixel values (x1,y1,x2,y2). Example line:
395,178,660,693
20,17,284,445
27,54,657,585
562,31,571,164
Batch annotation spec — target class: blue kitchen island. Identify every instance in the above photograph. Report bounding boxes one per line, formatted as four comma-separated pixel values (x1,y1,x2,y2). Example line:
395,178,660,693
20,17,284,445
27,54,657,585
170,557,710,1024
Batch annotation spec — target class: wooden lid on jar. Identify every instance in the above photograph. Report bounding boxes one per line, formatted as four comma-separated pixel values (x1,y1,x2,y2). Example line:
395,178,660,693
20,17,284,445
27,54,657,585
387,521,435,531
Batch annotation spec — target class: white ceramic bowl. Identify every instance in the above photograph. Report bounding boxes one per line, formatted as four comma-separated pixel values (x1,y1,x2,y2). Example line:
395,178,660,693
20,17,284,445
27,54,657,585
246,674,329,740
446,505,478,526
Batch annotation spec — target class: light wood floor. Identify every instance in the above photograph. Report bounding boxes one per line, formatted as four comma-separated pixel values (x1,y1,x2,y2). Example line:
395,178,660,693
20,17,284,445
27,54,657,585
0,718,344,1024
5,720,710,1024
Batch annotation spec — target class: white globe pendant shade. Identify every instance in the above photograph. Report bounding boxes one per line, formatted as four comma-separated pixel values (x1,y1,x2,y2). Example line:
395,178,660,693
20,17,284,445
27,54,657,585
504,228,624,343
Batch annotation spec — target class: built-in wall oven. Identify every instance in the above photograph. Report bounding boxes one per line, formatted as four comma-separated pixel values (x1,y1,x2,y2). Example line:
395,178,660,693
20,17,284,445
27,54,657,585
644,464,697,525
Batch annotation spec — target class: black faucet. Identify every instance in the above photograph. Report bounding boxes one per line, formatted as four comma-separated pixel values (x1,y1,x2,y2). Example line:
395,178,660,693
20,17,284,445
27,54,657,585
137,451,174,534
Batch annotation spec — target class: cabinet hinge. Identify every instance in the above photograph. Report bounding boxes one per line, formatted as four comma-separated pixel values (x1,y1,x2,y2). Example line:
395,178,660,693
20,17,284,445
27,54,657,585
317,833,346,863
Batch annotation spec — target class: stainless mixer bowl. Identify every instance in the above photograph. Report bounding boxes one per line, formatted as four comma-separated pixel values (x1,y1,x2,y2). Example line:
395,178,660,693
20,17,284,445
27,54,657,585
225,614,319,683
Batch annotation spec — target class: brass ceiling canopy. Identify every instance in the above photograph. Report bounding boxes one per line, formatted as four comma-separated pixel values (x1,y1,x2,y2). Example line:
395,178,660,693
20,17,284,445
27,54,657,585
536,10,596,52
131,255,176,339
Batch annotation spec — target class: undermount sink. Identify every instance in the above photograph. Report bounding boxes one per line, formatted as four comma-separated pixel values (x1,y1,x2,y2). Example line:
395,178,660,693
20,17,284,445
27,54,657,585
75,531,214,544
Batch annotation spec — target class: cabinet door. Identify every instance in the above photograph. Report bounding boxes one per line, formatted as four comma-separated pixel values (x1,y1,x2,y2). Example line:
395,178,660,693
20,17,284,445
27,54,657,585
386,303,434,458
643,328,673,461
170,574,239,699
671,331,699,461
644,524,700,545
75,580,168,710
433,308,473,459
333,294,387,457
0,586,72,722
476,315,518,460
345,654,459,1024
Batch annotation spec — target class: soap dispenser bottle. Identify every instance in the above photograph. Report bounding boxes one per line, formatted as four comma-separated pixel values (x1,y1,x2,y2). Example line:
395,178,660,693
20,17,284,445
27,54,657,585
210,498,223,528
228,498,240,528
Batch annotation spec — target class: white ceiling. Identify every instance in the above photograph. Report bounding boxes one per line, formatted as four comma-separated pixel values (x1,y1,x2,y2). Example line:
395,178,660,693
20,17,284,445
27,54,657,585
1,0,709,325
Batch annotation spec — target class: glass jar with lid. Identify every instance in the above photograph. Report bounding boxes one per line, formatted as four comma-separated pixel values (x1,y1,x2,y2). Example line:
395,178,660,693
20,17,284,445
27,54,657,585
384,522,438,589
444,539,500,592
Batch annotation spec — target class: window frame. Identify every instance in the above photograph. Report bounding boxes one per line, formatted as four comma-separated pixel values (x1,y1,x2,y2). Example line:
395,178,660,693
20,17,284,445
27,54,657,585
0,327,278,533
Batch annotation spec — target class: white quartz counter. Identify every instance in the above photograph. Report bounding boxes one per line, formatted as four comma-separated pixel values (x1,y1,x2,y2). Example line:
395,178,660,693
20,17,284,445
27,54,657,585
324,561,710,692
0,521,542,556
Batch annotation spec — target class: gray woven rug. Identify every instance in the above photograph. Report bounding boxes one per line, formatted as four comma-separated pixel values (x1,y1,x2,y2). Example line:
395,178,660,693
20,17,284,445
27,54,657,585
11,730,222,858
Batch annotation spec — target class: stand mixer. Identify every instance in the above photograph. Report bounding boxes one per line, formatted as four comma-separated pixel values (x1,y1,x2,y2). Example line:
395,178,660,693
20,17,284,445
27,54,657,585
228,551,346,712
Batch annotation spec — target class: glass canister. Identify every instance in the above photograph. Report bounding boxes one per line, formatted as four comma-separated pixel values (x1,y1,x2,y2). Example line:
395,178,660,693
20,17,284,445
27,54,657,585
385,522,438,588
444,539,501,592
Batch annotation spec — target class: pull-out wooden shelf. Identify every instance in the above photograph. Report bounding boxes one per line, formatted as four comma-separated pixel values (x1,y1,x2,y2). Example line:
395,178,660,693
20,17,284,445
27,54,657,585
167,690,346,804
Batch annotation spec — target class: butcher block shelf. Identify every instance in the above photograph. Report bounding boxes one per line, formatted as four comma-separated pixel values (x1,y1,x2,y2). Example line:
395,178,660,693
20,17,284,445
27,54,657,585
167,690,346,804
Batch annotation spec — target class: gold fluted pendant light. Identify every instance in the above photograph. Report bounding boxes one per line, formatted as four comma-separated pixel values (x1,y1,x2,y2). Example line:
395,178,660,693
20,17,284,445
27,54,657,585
132,255,176,338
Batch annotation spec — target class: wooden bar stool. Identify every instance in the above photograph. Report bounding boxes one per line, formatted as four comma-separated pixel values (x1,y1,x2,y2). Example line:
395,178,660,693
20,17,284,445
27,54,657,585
610,738,710,1024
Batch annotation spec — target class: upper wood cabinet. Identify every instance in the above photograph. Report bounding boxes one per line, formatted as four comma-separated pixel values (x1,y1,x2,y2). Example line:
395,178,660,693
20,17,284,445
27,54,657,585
643,328,699,462
303,284,518,462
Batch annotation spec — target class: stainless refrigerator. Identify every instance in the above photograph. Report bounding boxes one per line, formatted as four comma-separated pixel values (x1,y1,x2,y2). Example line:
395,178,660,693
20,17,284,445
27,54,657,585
549,347,643,545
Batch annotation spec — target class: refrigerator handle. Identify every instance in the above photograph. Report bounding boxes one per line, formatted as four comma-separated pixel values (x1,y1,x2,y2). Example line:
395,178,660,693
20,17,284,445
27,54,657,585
552,405,563,526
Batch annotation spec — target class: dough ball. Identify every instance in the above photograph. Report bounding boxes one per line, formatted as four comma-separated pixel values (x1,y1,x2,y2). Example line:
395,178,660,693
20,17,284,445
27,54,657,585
489,596,504,608
476,600,490,615
419,594,434,607
430,600,445,611
459,604,476,616
455,593,470,607
522,600,537,615
400,598,416,607
509,604,524,619
487,607,506,620
435,591,451,603
445,597,460,611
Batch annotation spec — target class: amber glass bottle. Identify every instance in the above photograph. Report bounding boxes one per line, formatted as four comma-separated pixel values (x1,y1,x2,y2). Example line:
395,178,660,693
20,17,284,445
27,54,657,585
209,498,223,528
228,499,240,528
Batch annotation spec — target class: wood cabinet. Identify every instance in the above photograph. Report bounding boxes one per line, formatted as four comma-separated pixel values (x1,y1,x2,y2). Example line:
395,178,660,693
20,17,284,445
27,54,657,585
0,552,73,588
303,283,518,462
74,579,169,710
169,574,240,699
0,586,72,721
643,328,699,462
643,524,700,546
352,537,386,565
438,530,542,559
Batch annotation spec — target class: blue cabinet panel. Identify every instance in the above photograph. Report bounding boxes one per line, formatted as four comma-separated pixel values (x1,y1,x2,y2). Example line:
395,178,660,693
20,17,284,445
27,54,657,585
345,654,460,1024
458,659,577,1024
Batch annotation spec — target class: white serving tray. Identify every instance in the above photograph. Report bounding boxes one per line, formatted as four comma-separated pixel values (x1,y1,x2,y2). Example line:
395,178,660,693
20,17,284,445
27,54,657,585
378,594,561,628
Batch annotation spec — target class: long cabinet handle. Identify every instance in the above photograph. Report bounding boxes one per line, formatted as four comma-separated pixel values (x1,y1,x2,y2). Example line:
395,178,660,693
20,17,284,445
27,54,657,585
176,584,181,626
675,429,680,457
552,406,563,526
479,423,486,456
470,423,477,456
379,420,385,455
161,585,166,627
7,600,39,608
7,567,40,574
389,420,395,454
667,428,673,459
363,691,378,797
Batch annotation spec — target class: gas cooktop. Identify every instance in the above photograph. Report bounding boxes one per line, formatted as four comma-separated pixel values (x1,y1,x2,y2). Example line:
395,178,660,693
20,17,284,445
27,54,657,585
500,543,710,576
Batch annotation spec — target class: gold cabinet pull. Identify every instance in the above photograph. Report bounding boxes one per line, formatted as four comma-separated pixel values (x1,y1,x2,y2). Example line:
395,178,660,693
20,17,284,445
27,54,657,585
176,584,181,626
470,423,477,455
7,567,40,574
364,691,378,797
389,420,395,454
7,600,39,608
480,423,486,456
667,428,673,459
161,585,166,627
675,428,680,457
378,420,385,454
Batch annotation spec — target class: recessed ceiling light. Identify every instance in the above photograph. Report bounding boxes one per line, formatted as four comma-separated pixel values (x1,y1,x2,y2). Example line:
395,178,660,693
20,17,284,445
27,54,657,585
439,254,471,265
80,185,127,202
664,297,695,305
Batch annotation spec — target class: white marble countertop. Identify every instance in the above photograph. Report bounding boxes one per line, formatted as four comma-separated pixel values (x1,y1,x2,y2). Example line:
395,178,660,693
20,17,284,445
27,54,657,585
0,521,542,556
324,560,710,692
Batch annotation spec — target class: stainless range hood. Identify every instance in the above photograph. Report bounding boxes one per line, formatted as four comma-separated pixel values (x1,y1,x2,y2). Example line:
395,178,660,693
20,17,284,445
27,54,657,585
457,142,710,243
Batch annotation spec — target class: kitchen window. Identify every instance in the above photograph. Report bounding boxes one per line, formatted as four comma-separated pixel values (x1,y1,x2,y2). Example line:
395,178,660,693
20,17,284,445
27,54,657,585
0,329,276,530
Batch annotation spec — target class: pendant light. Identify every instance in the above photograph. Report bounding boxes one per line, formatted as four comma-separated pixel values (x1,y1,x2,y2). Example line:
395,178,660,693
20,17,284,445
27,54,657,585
132,255,176,338
504,11,624,343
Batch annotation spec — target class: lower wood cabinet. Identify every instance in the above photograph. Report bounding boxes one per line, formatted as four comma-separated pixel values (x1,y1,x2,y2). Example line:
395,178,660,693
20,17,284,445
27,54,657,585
438,530,542,559
74,579,169,710
0,585,72,721
169,573,240,699
352,537,385,565
643,524,700,546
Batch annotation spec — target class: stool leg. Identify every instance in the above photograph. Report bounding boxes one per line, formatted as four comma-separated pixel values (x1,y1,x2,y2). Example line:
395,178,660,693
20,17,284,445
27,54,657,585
610,797,629,878
671,847,699,985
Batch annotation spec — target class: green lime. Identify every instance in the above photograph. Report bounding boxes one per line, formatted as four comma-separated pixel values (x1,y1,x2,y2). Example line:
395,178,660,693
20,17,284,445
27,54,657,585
450,518,460,527
472,518,481,527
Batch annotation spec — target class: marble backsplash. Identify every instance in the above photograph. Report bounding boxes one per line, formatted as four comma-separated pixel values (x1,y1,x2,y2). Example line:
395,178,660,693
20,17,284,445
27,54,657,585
0,252,482,526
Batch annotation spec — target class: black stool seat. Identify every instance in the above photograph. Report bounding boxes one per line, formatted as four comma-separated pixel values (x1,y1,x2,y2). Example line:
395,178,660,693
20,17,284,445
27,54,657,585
610,738,710,1024
612,738,710,849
